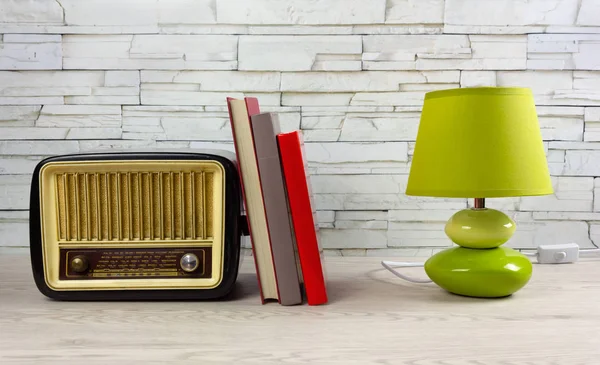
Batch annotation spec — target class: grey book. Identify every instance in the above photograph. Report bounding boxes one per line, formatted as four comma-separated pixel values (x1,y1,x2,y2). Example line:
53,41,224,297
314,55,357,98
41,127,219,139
250,112,302,306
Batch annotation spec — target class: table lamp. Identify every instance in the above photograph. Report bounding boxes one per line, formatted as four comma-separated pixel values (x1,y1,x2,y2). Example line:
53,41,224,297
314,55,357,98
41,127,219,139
406,87,553,298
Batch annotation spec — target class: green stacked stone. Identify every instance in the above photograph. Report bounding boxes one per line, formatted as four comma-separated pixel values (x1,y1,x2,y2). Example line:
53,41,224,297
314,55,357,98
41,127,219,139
424,208,533,298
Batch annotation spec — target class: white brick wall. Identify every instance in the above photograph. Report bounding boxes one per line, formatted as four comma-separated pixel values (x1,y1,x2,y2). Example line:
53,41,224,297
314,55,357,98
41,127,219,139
1,0,599,254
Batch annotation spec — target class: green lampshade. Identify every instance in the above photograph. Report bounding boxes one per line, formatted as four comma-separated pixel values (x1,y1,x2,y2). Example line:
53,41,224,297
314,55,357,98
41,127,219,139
406,87,553,198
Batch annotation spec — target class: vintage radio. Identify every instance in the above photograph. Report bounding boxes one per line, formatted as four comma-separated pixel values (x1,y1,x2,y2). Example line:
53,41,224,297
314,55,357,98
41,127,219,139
29,150,244,300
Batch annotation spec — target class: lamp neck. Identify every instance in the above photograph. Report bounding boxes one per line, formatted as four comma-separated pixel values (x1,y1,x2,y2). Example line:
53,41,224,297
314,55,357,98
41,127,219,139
474,198,485,209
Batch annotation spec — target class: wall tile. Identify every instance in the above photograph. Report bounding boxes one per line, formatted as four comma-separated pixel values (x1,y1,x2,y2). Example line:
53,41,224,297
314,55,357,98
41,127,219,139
311,175,406,195
585,107,600,141
388,221,452,247
0,34,61,70
0,140,79,157
564,150,600,175
0,0,64,25
0,105,41,126
363,35,470,70
335,220,387,230
460,71,497,87
0,157,42,174
339,112,421,141
528,34,600,70
36,105,122,127
216,0,386,25
282,93,354,106
319,228,387,249
336,211,388,221
0,71,139,105
521,176,593,212
444,0,580,31
385,0,445,25
508,220,594,248
78,140,188,152
239,36,362,71
63,35,237,70
577,0,600,26
497,71,600,106
1,127,69,140
59,0,216,26
388,209,460,222
281,71,458,92
0,175,29,210
249,26,353,35
537,106,584,141
0,211,28,247
304,142,409,167
350,91,428,107
141,71,280,92
65,128,122,139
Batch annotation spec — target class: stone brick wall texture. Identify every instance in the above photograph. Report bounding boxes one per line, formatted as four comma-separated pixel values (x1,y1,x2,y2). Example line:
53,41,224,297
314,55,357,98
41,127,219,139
1,0,599,256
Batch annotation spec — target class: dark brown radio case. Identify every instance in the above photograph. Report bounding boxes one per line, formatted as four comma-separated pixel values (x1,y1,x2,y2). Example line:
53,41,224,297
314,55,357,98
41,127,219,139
29,150,246,301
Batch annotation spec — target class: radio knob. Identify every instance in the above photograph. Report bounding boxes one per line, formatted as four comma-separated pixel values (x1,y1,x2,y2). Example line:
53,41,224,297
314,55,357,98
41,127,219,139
70,256,89,273
180,253,199,273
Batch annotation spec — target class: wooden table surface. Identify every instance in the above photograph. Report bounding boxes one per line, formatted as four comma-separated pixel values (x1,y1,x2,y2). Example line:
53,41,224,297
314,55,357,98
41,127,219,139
1,251,600,364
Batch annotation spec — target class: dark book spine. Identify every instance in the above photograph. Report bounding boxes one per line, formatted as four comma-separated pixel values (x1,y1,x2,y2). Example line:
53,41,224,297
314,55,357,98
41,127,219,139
250,113,302,306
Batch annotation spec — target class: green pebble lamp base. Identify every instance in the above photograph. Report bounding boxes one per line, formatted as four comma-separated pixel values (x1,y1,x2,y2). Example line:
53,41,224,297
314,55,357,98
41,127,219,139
424,207,533,298
425,246,533,298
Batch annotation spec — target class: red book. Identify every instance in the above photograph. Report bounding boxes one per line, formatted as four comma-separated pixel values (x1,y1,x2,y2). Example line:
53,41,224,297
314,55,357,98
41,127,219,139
277,131,328,305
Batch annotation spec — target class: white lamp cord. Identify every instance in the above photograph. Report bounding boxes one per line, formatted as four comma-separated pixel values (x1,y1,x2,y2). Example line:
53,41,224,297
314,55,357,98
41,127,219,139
583,248,600,255
522,245,600,261
381,261,432,284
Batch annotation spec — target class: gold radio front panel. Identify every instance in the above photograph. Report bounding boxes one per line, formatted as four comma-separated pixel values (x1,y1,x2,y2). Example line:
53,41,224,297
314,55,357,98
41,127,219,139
30,152,243,300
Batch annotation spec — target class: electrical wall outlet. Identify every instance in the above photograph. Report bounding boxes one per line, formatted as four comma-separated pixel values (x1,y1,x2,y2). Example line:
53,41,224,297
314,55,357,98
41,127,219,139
536,243,579,264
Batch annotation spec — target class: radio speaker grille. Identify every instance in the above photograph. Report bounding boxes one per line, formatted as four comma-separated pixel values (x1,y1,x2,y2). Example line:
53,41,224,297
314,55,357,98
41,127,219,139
54,171,214,242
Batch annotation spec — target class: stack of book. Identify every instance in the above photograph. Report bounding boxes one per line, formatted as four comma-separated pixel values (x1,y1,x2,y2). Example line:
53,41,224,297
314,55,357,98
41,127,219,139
227,97,328,306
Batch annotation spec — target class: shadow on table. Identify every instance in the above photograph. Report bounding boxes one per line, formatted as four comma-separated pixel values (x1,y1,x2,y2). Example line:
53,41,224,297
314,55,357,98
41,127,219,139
225,272,261,301
229,273,356,305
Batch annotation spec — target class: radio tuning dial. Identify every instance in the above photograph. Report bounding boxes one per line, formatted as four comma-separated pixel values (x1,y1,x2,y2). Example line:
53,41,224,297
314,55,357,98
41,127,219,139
70,256,89,273
180,253,199,273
